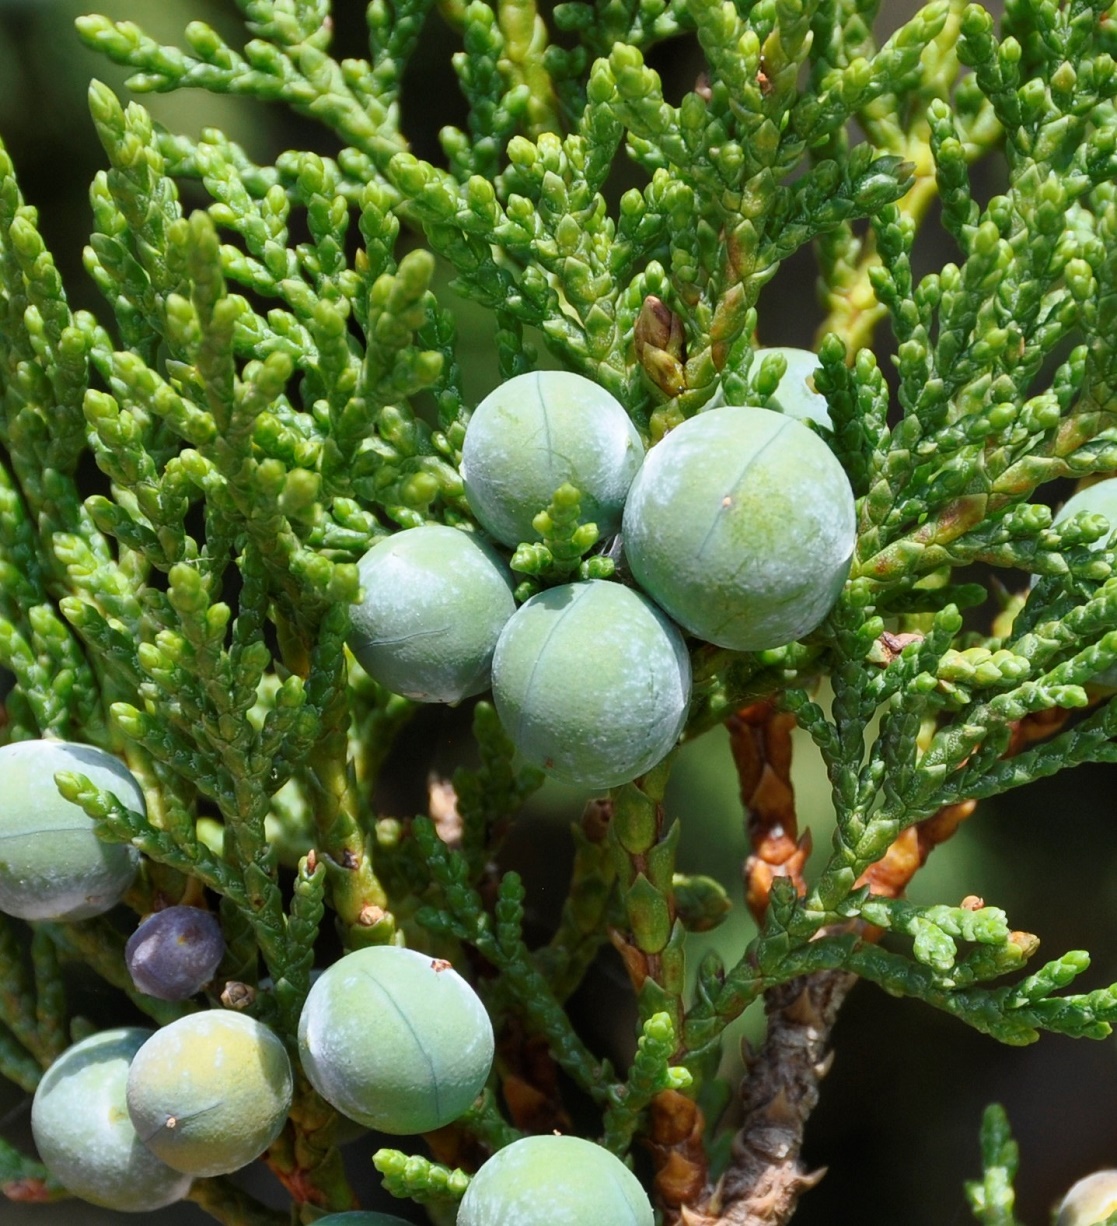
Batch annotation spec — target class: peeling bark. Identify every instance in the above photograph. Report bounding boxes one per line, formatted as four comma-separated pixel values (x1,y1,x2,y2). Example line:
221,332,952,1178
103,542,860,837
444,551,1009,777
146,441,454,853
696,969,856,1226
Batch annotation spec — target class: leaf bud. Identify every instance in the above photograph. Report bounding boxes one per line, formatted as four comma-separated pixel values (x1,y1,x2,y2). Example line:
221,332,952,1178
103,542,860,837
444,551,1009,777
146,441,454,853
168,563,208,615
635,293,685,357
555,214,581,254
1018,77,1047,121
960,2,994,41
280,468,320,516
243,38,287,75
1051,60,1077,100
854,164,912,211
183,21,225,60
399,471,440,508
674,873,732,932
387,152,429,196
465,174,495,213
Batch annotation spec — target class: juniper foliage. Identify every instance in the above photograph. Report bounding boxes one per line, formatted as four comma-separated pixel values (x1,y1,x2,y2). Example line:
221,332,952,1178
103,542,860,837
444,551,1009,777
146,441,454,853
2,0,1117,1222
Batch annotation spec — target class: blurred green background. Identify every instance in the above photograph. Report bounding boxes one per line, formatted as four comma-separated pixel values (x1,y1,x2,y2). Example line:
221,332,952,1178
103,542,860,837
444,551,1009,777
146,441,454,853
2,1,1115,1224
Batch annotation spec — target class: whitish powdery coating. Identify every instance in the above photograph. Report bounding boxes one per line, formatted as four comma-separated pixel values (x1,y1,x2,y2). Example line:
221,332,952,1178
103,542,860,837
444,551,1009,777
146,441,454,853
0,739,142,921
298,945,494,1134
456,1134,654,1226
348,525,515,702
461,370,643,547
32,1027,192,1212
126,1011,293,1176
623,406,856,651
757,346,832,428
491,580,690,790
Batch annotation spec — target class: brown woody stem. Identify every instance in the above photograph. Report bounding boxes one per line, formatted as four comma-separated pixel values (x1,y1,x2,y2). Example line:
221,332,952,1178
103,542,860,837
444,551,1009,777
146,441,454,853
691,970,856,1226
727,702,811,923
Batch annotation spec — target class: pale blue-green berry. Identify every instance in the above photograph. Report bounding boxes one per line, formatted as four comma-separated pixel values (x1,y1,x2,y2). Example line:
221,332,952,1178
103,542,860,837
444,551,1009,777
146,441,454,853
757,346,832,428
491,580,690,790
1053,479,1117,688
298,945,494,1134
622,406,856,651
126,1011,293,1176
31,1028,193,1212
1055,1169,1117,1226
348,524,516,702
1052,478,1117,531
0,739,142,921
455,1134,654,1226
257,971,366,1144
460,370,643,547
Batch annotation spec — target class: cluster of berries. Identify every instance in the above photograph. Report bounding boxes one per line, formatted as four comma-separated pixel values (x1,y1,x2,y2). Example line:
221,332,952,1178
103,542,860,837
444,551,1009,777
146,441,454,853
350,357,856,789
0,740,650,1221
33,940,652,1222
